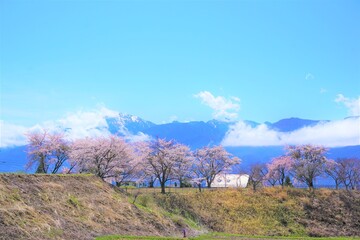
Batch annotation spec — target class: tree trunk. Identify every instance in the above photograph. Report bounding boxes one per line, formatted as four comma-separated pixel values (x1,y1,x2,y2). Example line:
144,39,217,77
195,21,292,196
160,182,166,194
280,176,285,188
198,183,202,192
207,179,211,188
308,180,314,190
149,176,155,188
252,182,256,191
36,158,46,174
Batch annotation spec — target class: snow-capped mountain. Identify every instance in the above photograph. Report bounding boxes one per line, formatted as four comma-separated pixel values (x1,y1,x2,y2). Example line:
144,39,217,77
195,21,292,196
104,115,334,148
105,113,155,136
1,113,359,173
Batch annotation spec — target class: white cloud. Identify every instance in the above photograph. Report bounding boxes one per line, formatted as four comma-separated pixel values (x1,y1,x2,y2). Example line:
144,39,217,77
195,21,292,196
221,122,280,146
124,132,152,143
335,94,360,116
56,106,117,140
0,121,28,147
222,117,360,147
195,91,240,121
0,106,151,148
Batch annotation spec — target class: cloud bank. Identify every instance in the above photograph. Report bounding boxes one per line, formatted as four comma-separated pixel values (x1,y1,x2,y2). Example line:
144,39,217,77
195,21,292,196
222,117,360,147
195,91,240,121
0,121,28,147
55,107,119,140
0,106,150,148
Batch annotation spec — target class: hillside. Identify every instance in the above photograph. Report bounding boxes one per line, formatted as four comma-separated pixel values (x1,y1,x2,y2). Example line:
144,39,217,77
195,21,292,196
0,174,190,240
1,174,359,240
155,188,360,237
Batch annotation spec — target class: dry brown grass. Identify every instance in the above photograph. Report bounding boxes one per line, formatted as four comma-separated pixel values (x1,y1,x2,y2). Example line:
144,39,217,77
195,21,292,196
153,187,360,237
1,175,359,240
0,174,184,240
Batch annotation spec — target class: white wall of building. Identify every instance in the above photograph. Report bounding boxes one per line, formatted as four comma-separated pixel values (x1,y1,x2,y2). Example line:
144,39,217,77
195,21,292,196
212,174,249,188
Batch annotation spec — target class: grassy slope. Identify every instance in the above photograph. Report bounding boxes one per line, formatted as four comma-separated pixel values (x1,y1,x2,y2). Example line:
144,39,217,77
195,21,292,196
153,187,360,237
97,233,360,240
1,174,359,240
0,174,185,240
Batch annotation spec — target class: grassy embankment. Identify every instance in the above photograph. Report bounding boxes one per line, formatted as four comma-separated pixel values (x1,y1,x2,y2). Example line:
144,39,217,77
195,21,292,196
97,232,360,240
1,174,359,240
125,187,360,237
0,174,187,239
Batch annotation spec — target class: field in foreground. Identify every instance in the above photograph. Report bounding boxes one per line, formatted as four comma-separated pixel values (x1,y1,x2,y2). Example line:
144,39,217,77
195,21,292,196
97,233,360,240
0,174,189,240
0,174,359,240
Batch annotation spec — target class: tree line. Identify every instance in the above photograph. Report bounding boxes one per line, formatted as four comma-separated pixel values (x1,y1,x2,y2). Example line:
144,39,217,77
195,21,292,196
26,130,239,193
248,145,360,191
26,130,360,193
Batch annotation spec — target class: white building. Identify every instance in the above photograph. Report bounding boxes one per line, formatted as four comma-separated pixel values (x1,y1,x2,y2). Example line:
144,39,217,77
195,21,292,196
212,174,249,188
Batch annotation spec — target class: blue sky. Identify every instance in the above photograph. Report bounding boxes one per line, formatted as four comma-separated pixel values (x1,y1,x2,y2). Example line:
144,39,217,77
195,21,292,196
1,0,359,128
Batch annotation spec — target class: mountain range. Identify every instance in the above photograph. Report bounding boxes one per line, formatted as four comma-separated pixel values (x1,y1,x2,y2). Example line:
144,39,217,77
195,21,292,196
1,113,359,173
105,114,328,148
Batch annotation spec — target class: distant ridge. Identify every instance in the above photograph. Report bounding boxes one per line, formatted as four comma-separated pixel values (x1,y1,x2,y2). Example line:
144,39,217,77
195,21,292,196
268,117,324,132
1,114,359,173
106,113,156,135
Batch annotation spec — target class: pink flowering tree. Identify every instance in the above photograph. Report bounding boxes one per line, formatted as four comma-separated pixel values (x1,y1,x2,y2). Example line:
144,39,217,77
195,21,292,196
26,129,69,174
193,145,240,188
171,144,194,188
130,141,155,187
266,156,293,188
69,135,136,181
286,144,328,190
144,138,191,194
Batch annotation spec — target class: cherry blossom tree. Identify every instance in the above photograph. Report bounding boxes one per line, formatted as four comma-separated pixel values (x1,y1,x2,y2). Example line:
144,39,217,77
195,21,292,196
144,138,191,194
26,130,49,173
130,141,155,187
287,144,328,190
26,129,69,174
69,135,136,181
193,145,240,188
266,156,293,188
171,144,194,188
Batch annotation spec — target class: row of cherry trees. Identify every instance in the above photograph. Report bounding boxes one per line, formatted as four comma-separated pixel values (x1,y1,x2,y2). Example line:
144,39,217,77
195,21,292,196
26,130,240,193
248,145,360,191
26,130,359,192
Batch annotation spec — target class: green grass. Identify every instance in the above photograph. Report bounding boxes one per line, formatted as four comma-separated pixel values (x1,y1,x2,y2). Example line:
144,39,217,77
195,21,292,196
197,232,360,239
67,194,82,208
96,232,360,240
96,236,183,240
205,232,360,240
